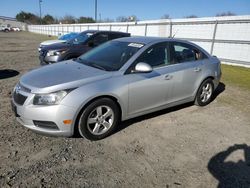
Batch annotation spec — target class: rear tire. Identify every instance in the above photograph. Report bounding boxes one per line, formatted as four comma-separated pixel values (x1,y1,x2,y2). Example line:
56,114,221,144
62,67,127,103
195,78,214,106
78,98,120,140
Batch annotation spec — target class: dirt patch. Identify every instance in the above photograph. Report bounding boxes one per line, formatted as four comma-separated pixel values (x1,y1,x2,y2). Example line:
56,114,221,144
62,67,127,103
0,32,250,187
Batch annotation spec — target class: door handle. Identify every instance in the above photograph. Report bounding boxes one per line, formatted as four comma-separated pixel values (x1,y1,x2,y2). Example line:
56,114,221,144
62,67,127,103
164,75,173,80
194,67,201,72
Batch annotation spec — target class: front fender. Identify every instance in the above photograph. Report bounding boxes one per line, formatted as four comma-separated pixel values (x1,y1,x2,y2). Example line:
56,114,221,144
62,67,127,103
61,76,129,131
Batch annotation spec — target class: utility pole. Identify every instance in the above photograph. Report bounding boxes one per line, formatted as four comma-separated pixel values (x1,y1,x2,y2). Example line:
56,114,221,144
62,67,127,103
95,0,97,22
39,0,42,25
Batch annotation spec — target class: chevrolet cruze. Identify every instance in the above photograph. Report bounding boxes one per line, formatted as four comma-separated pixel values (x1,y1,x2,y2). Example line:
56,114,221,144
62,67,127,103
11,37,221,140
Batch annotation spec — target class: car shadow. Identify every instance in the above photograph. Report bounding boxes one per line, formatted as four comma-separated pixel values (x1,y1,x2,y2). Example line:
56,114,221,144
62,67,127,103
211,82,225,102
114,102,194,134
0,69,19,79
208,144,250,187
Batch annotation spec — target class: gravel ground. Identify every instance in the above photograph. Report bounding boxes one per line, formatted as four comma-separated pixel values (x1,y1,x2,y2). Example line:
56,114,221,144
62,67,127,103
0,32,250,188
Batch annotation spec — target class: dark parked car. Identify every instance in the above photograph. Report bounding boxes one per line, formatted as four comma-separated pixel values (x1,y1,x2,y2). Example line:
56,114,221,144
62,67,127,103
39,30,130,65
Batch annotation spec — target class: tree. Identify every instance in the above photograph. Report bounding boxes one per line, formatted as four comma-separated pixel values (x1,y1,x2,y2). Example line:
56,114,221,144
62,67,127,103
127,15,138,22
161,14,170,19
16,11,40,24
184,15,198,18
60,15,76,24
216,11,236,17
78,16,95,23
101,18,114,23
116,16,129,22
43,14,55,24
116,15,138,22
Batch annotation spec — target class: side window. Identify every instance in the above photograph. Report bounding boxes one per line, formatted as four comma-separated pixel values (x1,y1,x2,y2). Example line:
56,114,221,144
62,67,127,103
93,33,109,46
109,33,120,40
135,42,170,68
171,42,207,63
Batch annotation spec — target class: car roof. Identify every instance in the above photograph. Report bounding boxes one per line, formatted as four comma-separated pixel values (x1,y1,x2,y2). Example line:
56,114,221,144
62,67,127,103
80,30,130,35
114,36,193,45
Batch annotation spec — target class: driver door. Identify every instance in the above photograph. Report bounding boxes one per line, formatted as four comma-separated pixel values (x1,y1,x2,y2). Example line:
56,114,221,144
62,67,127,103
127,42,174,116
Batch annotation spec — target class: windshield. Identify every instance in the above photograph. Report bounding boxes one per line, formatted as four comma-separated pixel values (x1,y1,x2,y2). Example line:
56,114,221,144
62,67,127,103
59,33,79,41
68,32,93,44
76,41,144,71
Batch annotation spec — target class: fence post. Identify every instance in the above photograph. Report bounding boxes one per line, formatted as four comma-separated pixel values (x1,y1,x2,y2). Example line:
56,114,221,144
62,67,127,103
144,24,148,36
210,20,218,55
169,20,172,38
109,25,112,31
126,24,129,33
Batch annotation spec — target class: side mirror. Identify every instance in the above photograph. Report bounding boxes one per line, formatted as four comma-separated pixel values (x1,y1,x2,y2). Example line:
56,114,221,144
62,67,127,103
134,62,153,73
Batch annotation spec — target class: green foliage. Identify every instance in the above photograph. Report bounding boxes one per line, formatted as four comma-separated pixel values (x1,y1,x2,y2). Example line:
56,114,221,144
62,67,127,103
16,11,40,24
15,11,96,25
161,14,170,19
43,14,55,24
216,12,236,17
78,17,95,23
184,15,198,18
60,15,76,24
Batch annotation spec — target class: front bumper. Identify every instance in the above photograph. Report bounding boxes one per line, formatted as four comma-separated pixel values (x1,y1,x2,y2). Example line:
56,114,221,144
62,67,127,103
11,96,77,137
39,54,61,66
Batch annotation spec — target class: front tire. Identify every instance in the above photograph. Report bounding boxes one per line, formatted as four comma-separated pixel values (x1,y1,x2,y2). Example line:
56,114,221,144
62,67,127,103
195,78,214,106
78,98,120,140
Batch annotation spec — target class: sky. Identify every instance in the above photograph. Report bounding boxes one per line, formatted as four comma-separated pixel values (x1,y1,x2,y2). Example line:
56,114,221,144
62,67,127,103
0,0,250,20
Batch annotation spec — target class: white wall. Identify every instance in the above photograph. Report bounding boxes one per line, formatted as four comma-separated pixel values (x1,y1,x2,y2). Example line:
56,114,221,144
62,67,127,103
28,15,250,66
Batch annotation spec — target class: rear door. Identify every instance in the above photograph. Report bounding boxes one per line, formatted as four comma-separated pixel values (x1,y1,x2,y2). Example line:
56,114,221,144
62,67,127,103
167,41,206,102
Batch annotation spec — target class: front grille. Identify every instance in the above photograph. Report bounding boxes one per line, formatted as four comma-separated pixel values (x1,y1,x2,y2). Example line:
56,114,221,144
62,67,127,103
13,92,27,105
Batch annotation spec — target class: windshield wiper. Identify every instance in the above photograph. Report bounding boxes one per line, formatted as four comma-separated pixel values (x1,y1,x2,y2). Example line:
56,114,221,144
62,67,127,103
76,58,106,71
90,63,106,71
76,57,88,63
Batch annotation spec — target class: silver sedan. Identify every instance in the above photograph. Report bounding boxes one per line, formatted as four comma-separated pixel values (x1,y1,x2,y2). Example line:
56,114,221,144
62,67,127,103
11,37,221,140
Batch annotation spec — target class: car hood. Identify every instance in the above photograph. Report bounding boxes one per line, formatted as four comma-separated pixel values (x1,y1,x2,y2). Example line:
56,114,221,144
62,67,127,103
42,42,78,51
40,40,65,46
20,60,112,94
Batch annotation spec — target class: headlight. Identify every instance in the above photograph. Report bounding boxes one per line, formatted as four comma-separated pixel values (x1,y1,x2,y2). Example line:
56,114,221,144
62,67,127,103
46,49,66,57
33,90,68,105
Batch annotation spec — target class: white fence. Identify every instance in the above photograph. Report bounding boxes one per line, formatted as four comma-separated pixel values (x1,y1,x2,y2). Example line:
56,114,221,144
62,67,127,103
28,15,250,67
